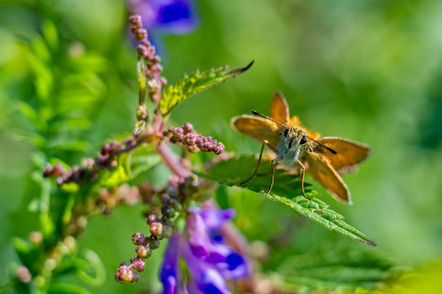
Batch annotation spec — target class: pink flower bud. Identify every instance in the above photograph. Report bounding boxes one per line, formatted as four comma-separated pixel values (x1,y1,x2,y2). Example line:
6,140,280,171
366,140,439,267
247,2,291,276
150,222,163,237
131,233,146,245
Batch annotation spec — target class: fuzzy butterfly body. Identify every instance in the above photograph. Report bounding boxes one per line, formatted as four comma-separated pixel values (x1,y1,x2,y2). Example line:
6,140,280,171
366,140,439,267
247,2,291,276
276,126,309,168
231,92,370,204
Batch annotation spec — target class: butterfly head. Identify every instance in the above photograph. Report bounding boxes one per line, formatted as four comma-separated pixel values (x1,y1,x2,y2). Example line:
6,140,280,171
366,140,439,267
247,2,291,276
250,110,337,155
275,126,309,166
281,126,308,150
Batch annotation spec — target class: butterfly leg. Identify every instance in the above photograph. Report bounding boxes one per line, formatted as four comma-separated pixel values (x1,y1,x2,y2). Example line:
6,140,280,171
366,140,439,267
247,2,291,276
241,140,268,185
265,157,281,198
296,159,310,200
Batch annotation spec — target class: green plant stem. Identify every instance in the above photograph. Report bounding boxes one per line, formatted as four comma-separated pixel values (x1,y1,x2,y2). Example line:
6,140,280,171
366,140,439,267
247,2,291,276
138,58,146,106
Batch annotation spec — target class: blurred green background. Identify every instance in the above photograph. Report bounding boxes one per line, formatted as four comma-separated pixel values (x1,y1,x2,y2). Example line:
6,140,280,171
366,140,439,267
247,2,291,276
1,0,441,293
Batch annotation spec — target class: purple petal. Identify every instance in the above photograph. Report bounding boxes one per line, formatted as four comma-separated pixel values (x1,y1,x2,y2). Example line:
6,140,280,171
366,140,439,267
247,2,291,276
206,242,230,264
186,209,212,258
181,241,232,294
220,251,250,280
186,268,232,294
199,208,236,231
127,0,157,29
157,1,191,21
198,269,232,294
210,232,224,244
160,231,181,294
128,0,198,34
206,243,251,280
156,0,198,33
186,281,205,294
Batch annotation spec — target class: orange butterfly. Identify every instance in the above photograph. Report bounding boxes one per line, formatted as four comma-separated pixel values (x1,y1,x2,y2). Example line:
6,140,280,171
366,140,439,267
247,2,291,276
231,91,370,204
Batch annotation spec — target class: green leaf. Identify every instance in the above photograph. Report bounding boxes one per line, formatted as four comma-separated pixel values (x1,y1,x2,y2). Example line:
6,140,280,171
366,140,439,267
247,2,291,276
129,146,162,180
201,155,377,246
51,119,92,132
13,238,31,264
16,102,46,132
98,153,130,188
137,58,147,105
48,158,72,170
276,242,398,291
200,155,307,195
48,140,90,152
75,249,106,286
159,61,254,116
15,132,46,149
60,182,79,193
29,39,54,100
48,283,91,294
42,20,59,52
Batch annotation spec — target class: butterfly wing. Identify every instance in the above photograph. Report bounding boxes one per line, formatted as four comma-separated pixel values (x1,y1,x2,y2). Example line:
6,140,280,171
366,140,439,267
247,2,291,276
316,137,370,173
231,115,281,152
270,92,322,140
270,91,290,125
305,151,351,203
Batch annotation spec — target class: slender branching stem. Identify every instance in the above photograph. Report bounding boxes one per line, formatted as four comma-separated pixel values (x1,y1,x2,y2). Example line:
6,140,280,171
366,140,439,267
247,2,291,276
155,141,191,179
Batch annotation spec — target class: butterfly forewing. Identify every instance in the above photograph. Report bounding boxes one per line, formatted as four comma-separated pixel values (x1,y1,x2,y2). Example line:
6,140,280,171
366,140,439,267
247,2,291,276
231,115,281,152
317,137,370,173
270,92,290,125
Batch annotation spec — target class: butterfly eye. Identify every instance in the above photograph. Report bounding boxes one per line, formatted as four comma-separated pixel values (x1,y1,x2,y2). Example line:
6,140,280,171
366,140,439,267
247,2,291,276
284,128,289,137
300,135,307,145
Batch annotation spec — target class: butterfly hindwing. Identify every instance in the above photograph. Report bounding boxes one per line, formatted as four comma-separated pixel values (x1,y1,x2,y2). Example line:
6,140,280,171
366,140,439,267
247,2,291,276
305,151,351,203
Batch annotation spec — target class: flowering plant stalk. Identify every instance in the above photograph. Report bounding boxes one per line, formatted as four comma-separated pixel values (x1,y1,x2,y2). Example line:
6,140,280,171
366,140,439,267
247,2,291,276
9,14,252,293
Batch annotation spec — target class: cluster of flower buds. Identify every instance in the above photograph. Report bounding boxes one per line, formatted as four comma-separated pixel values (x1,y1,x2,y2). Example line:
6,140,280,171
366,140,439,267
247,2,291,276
97,184,140,215
129,15,166,103
115,177,198,283
43,162,87,186
44,135,143,186
163,122,225,155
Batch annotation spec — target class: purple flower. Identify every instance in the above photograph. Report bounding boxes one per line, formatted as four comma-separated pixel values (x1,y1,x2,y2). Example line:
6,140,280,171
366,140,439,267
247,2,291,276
160,231,182,294
127,0,198,34
159,208,250,294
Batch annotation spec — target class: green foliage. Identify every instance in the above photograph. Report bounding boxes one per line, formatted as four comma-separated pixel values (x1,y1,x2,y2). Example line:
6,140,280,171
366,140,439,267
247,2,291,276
5,18,110,293
159,61,253,116
17,20,106,157
275,242,398,292
98,153,131,188
74,250,106,286
98,145,162,187
48,283,91,294
201,155,376,246
128,145,162,181
12,238,32,267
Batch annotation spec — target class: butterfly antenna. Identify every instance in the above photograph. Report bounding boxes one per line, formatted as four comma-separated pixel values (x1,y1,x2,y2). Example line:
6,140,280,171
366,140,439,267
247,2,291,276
306,136,337,154
251,110,336,154
251,110,288,128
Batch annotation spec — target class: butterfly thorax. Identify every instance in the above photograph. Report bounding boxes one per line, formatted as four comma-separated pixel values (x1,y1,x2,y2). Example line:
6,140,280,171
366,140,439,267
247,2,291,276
277,126,309,168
